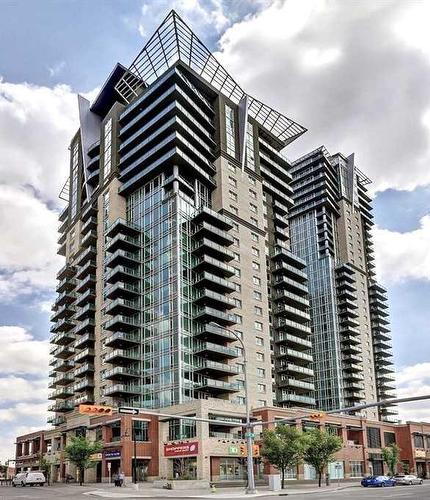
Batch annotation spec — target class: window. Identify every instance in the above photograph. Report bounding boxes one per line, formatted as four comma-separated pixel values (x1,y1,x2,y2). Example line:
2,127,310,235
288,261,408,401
169,419,196,440
257,368,265,378
225,104,236,158
233,314,243,324
254,321,263,331
384,432,396,446
252,261,261,271
236,363,245,373
235,396,246,405
251,232,259,242
133,420,149,441
70,141,79,218
257,399,267,407
253,290,262,301
250,217,258,226
229,190,238,202
366,427,381,448
250,203,257,213
230,205,238,215
232,222,239,232
256,352,264,362
233,252,240,262
256,336,264,346
228,163,236,173
350,461,364,478
252,247,260,257
258,383,266,393
232,282,241,292
229,176,237,188
246,122,255,170
414,434,424,448
253,276,261,286
234,330,243,339
233,267,241,277
254,306,263,316
248,175,256,186
249,189,257,199
233,298,242,308
103,117,113,181
236,379,245,390
233,237,240,247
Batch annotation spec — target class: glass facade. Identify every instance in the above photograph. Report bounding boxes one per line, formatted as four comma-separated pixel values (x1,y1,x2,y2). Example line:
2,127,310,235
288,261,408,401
225,104,236,158
290,212,343,410
103,118,112,181
70,141,79,219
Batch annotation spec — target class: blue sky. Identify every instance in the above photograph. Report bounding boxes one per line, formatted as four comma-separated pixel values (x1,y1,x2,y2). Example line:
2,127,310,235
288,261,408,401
0,0,430,461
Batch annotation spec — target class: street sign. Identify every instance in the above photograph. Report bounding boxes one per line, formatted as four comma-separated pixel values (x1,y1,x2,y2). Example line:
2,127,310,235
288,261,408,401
118,407,140,415
245,432,255,438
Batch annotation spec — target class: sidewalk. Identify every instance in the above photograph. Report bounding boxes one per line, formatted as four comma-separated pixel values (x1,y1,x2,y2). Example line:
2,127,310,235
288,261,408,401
82,481,361,498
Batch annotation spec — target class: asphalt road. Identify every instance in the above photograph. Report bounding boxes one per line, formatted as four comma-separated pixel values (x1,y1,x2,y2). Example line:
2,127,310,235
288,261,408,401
0,483,429,499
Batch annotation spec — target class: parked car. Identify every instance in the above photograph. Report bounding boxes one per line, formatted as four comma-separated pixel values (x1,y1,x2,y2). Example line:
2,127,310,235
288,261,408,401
361,475,396,487
393,474,423,485
12,472,46,487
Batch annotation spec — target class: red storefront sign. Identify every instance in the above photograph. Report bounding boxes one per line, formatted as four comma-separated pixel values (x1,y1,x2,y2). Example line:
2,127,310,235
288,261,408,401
164,441,199,457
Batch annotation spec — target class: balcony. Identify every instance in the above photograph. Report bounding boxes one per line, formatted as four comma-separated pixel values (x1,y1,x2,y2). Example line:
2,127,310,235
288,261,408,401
277,393,316,406
75,259,96,279
50,372,74,387
103,384,141,397
272,289,309,309
48,387,74,400
55,290,76,307
105,265,140,284
81,230,97,248
48,416,66,426
272,262,307,282
192,239,234,262
81,203,97,222
74,304,96,321
104,298,140,316
194,272,236,294
50,317,75,334
54,359,75,372
74,363,95,378
272,276,308,295
57,264,76,281
195,359,240,376
275,318,312,337
48,401,74,412
74,246,97,267
192,222,234,246
103,366,141,381
272,303,310,323
195,323,237,343
50,304,75,322
276,332,312,349
75,289,96,307
105,282,140,299
192,255,235,278
278,363,314,378
277,348,313,363
74,348,95,363
51,330,75,346
104,331,141,349
271,246,306,267
194,289,235,309
105,218,140,238
191,207,233,231
73,318,95,336
74,332,95,350
105,349,140,364
53,345,75,359
56,277,77,294
194,342,238,360
104,315,140,331
194,306,237,326
74,393,94,405
198,378,240,393
105,234,140,253
81,216,97,235
105,249,140,269
74,378,95,392
75,275,96,293
281,378,315,392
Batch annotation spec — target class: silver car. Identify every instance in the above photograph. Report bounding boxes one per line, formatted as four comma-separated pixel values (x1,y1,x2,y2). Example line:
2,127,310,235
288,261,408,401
393,474,423,485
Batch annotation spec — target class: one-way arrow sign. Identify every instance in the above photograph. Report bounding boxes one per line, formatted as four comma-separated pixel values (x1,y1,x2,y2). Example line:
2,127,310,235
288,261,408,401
118,407,140,415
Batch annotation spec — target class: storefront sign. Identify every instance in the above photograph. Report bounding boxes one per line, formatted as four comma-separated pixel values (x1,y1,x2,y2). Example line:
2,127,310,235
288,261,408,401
90,453,102,461
164,441,199,457
104,450,121,459
415,449,426,458
228,445,239,455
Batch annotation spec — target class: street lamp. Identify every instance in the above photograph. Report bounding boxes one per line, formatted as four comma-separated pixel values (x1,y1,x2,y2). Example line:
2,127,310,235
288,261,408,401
230,330,256,495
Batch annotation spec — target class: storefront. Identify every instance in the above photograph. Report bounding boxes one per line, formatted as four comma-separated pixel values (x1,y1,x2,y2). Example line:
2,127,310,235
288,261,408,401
104,449,121,480
164,441,199,479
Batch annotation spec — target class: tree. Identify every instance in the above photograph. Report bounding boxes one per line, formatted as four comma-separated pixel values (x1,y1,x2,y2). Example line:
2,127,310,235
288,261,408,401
260,424,306,489
64,437,102,486
38,455,52,485
382,444,401,476
302,429,343,487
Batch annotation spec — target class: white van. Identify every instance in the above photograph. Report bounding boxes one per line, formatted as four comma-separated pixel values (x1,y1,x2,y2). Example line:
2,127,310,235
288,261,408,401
12,471,46,487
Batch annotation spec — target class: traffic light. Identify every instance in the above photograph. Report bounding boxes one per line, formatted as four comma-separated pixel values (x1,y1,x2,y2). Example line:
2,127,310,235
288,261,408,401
308,412,325,420
79,404,113,416
239,445,247,456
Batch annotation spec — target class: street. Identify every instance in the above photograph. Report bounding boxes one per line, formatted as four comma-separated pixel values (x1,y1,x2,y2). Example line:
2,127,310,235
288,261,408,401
0,482,430,499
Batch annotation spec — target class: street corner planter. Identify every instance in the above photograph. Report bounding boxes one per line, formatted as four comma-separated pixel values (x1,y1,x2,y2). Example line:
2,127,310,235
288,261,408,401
154,479,210,490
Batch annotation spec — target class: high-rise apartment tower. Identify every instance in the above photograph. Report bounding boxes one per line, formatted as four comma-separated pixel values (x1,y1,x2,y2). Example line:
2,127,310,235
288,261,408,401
48,11,317,425
289,147,396,421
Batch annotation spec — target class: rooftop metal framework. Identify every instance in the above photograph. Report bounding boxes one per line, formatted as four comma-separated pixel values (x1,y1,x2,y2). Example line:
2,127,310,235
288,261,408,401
115,10,307,147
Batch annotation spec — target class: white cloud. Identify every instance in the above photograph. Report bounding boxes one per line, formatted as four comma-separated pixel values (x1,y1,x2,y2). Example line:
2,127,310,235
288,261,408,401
216,0,430,192
0,326,50,463
396,363,430,422
373,215,430,284
48,60,66,78
0,326,49,375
